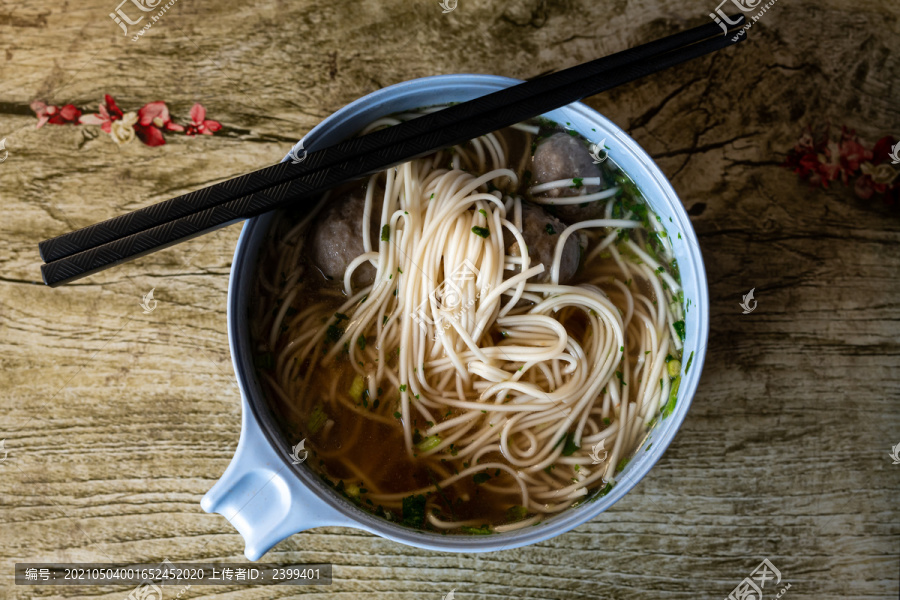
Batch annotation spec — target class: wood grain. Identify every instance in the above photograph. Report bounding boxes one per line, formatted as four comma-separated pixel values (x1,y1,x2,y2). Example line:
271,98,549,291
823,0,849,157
1,0,899,598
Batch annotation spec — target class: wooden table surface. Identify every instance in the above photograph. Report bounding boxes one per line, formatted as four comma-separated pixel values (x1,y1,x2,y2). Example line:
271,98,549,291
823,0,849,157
1,0,898,598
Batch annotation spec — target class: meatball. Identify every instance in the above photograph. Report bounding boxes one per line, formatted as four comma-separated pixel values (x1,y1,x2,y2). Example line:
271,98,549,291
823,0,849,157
308,185,383,287
505,202,582,284
531,132,607,223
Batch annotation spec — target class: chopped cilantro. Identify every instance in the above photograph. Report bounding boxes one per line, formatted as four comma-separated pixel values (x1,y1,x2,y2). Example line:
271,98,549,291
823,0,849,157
254,352,274,369
325,324,344,343
460,524,493,535
560,432,580,456
401,494,427,528
506,505,528,522
471,226,490,238
673,320,686,342
381,224,390,242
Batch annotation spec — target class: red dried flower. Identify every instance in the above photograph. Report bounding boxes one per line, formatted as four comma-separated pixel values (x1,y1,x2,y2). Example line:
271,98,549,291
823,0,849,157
134,101,184,146
30,101,82,128
79,94,125,133
184,104,221,136
784,124,900,205
871,136,898,165
837,127,872,176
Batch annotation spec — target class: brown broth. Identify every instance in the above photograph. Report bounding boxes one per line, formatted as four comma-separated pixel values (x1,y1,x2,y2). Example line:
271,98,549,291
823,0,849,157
250,117,682,534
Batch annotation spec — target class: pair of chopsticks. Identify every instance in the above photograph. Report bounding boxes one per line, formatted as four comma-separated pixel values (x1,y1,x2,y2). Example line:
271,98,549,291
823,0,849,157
39,15,746,287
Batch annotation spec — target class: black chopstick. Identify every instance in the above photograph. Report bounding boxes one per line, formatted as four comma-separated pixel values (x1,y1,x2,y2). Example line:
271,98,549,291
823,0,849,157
38,16,744,266
40,18,746,287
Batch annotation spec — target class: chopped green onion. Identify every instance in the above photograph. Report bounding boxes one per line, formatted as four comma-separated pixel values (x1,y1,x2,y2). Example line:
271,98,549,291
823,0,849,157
349,375,365,402
416,435,441,451
308,404,328,434
662,375,680,417
667,360,681,378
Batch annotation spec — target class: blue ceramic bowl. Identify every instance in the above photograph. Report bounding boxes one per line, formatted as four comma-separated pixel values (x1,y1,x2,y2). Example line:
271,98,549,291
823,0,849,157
201,74,710,560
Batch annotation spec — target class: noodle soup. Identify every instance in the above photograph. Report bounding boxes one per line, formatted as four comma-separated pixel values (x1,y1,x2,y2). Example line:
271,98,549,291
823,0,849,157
249,110,686,535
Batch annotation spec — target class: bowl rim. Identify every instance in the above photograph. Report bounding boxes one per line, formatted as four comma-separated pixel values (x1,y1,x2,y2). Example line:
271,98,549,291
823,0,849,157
226,73,710,551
